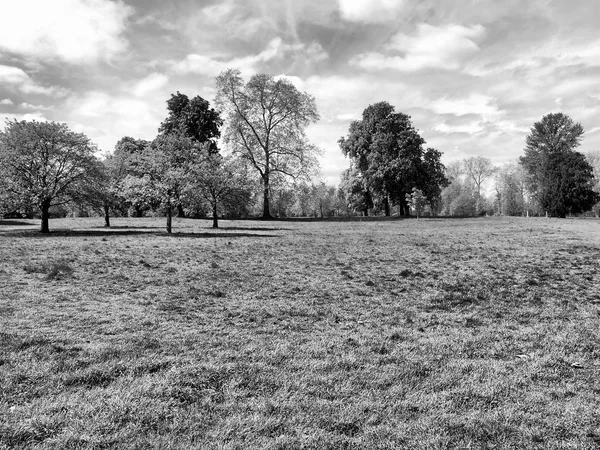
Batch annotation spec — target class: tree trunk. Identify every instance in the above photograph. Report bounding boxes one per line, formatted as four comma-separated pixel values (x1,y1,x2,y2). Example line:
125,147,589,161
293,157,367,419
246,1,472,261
384,195,390,217
177,203,186,218
262,176,272,219
104,203,111,227
135,205,143,217
40,200,50,233
212,202,218,228
363,206,369,216
166,204,172,234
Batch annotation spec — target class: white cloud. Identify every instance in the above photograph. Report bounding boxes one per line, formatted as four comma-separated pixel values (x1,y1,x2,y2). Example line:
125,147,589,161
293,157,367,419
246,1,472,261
0,0,133,64
133,73,169,97
65,91,164,152
20,102,51,110
0,65,66,96
430,94,502,120
173,38,328,76
0,99,14,106
338,0,404,23
352,23,485,72
434,121,484,134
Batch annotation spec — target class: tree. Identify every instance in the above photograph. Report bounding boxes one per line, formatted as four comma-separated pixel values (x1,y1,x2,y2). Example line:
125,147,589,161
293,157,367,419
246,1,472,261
537,151,599,218
188,154,252,228
216,69,320,218
108,136,150,217
463,156,496,214
406,188,427,219
130,133,200,233
339,102,448,216
338,167,373,216
0,120,101,233
520,113,597,216
158,92,223,217
159,92,222,151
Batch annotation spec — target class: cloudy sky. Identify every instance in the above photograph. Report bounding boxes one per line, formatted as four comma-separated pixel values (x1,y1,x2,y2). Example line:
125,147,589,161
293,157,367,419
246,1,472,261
1,0,599,185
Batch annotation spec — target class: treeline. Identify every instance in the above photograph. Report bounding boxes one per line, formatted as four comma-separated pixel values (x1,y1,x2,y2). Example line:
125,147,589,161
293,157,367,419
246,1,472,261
0,71,325,232
440,114,600,218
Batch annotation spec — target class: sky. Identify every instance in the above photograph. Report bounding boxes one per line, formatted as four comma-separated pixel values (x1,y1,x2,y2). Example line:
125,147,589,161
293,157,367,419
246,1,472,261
1,0,599,186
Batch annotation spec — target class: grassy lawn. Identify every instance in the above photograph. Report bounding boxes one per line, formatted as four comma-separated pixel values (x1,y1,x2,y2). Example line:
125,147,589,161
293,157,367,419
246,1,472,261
1,216,600,449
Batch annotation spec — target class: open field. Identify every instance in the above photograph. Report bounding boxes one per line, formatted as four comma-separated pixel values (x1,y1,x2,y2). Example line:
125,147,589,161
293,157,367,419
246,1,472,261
1,216,600,449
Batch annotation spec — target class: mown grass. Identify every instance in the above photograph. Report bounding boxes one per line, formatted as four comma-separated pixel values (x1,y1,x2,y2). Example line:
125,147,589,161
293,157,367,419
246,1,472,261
1,216,600,449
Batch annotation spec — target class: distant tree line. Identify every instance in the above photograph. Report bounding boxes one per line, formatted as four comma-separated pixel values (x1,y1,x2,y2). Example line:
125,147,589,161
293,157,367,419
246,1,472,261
437,113,599,218
2,80,598,231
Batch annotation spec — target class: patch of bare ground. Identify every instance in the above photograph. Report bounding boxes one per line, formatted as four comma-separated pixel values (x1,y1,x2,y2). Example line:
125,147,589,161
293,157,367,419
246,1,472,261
1,216,600,449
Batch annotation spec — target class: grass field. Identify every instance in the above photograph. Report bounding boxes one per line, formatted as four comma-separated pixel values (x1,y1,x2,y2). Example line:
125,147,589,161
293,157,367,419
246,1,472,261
1,216,600,449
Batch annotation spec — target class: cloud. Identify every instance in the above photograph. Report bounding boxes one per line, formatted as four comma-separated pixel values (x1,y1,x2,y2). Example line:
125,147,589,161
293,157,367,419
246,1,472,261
0,0,133,64
434,121,484,134
352,23,485,72
173,38,328,77
0,99,14,106
430,93,502,120
0,65,67,96
133,73,169,97
338,0,404,23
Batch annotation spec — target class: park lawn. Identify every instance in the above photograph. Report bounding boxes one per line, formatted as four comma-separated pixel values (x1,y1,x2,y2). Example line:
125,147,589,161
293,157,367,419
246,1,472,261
1,215,600,449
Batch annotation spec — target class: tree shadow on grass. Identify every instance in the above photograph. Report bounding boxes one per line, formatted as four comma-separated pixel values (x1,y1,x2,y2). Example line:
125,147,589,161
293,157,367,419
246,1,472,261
0,228,276,239
216,226,292,231
0,220,37,226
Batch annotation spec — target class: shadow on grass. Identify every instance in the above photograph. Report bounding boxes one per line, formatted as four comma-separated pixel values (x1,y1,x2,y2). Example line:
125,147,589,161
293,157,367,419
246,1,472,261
0,228,276,239
0,220,37,226
216,226,292,231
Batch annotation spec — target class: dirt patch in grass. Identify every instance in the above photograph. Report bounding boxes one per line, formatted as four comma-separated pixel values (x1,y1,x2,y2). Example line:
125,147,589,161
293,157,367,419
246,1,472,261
1,216,600,449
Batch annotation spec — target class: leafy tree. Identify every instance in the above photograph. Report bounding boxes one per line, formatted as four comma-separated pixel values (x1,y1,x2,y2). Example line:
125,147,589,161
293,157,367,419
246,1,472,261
158,92,223,217
108,136,150,217
463,156,496,214
129,133,200,233
537,151,599,218
338,167,373,216
216,69,320,218
406,188,427,219
520,113,597,216
159,92,222,151
339,102,448,216
187,154,252,228
0,120,101,232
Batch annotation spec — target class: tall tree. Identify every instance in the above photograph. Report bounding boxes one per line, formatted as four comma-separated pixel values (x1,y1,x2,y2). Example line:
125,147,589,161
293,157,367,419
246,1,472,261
158,93,222,217
339,102,448,216
520,113,597,216
158,92,222,151
463,156,496,214
537,151,599,218
338,166,373,216
216,69,320,218
0,120,101,233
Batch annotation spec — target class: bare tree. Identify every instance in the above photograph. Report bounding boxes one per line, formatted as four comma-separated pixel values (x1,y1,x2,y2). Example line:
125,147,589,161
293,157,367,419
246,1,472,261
463,156,496,214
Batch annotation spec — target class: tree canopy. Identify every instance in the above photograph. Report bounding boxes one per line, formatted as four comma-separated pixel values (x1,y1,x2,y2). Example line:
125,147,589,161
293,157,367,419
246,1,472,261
216,69,320,218
339,101,448,216
520,113,597,217
0,120,102,232
158,92,222,152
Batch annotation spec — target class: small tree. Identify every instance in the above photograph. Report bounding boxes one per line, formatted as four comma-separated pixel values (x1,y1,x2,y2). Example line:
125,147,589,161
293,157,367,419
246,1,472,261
0,120,102,232
188,154,252,228
406,187,427,219
129,133,200,233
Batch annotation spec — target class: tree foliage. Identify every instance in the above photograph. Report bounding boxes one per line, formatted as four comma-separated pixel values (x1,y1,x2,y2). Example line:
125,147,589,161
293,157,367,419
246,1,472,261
158,92,222,152
406,188,427,219
520,113,597,217
0,120,101,232
216,69,320,218
187,154,253,228
339,101,448,216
